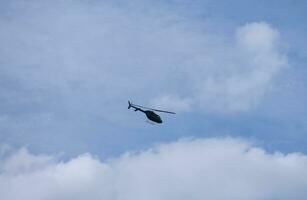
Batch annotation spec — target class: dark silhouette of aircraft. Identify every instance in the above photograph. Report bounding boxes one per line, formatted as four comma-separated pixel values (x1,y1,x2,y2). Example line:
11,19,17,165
128,101,175,123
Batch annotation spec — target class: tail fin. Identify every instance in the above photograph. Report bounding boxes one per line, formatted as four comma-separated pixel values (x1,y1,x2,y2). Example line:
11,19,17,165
128,101,132,109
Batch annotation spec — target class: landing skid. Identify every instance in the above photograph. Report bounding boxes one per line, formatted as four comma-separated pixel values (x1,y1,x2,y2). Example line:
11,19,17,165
146,120,158,125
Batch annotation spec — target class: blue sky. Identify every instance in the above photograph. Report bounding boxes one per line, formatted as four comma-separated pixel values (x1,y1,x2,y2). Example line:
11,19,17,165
1,0,306,156
1,1,307,199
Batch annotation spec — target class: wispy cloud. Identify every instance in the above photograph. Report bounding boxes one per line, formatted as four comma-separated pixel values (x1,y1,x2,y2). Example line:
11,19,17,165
0,1,288,118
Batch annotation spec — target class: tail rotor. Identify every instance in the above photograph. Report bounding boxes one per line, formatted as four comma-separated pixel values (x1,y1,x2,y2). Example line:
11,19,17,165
128,101,132,109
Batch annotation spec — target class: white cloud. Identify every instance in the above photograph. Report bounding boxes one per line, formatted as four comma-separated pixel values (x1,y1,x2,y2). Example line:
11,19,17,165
1,138,307,200
194,22,287,113
236,22,280,53
1,148,53,175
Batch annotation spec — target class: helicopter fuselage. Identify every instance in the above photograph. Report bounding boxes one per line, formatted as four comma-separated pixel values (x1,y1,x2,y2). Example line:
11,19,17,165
144,110,162,123
133,107,162,123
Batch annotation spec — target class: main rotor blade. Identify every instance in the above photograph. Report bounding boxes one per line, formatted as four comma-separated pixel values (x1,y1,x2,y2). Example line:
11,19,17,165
131,103,176,114
151,108,176,114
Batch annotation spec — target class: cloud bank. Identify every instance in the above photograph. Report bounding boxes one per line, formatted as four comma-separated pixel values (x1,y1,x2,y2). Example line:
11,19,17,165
1,138,307,200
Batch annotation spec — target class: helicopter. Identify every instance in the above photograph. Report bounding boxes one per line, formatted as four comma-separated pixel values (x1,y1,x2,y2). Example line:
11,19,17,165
128,101,175,123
